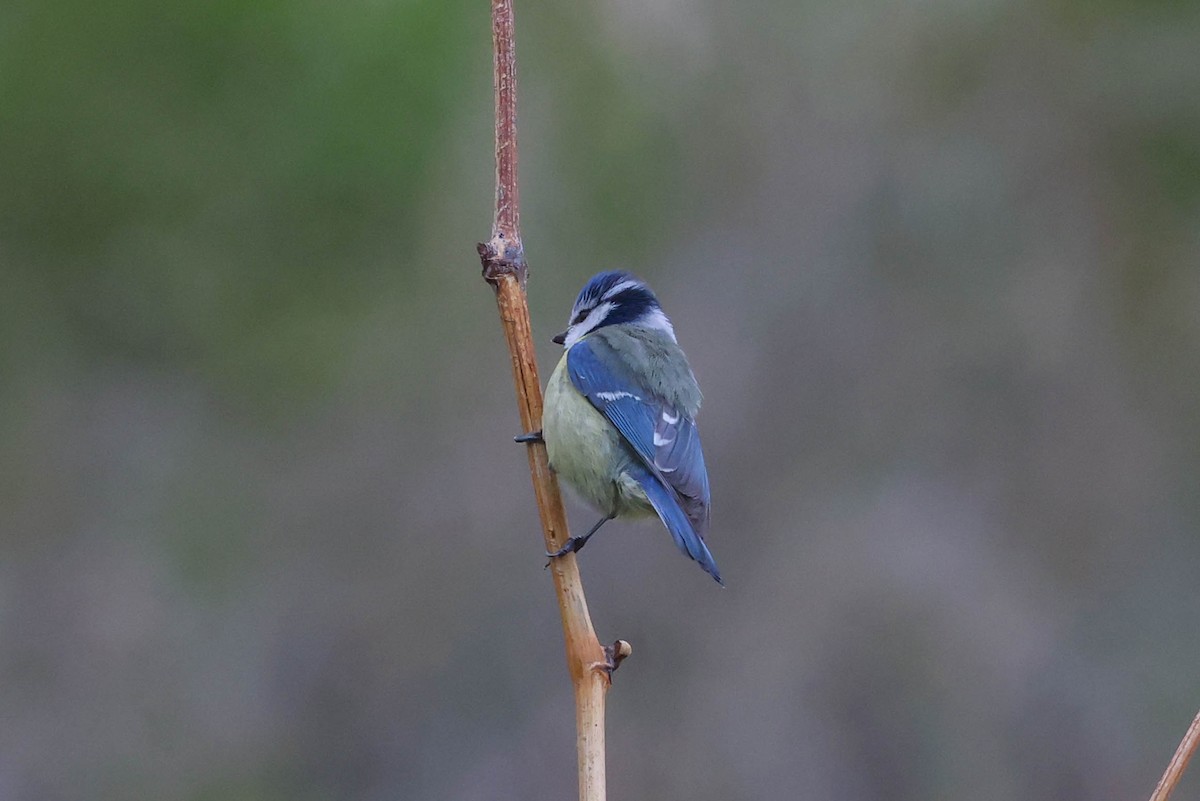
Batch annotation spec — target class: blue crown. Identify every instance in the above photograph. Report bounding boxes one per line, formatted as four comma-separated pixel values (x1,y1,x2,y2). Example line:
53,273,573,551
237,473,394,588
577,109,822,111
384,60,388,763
573,271,662,329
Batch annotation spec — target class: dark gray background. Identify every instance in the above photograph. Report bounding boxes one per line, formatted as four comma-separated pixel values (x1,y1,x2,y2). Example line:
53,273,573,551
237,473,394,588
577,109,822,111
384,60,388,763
3,0,1199,798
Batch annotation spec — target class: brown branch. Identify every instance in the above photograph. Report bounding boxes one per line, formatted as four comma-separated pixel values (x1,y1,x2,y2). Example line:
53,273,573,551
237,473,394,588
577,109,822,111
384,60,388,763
489,0,519,248
1149,708,1200,801
477,1,627,799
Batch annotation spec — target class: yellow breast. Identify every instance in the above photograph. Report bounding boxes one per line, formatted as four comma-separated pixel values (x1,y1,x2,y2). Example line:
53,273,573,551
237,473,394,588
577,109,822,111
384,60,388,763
542,350,652,518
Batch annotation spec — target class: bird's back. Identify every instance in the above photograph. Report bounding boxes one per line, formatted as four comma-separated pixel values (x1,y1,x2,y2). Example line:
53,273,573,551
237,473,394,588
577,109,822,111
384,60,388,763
584,325,702,417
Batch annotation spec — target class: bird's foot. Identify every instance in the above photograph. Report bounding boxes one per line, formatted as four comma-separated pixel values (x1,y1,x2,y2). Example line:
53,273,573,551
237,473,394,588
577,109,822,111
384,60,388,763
546,533,592,559
543,515,613,566
513,430,543,444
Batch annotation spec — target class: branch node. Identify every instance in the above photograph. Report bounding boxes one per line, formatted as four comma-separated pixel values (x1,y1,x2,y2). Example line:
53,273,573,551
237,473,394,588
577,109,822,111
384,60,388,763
478,235,527,288
594,639,633,681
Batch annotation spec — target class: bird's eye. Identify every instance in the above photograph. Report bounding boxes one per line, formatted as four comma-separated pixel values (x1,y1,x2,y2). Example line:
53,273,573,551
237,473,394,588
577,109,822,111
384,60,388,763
571,310,589,325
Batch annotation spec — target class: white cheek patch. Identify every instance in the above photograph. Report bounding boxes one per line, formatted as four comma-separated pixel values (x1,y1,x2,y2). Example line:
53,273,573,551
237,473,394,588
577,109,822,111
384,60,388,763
563,302,614,348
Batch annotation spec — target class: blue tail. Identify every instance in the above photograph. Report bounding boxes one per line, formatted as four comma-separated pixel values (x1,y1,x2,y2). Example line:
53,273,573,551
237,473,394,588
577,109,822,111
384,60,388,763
631,465,723,585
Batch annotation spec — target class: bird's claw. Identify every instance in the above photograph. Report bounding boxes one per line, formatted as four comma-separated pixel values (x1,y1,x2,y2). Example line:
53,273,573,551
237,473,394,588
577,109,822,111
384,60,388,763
514,430,543,444
546,535,588,559
542,516,610,567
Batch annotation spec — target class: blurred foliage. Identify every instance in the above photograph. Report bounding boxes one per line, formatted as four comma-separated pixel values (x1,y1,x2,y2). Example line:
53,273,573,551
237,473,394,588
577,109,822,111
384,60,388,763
1,0,478,397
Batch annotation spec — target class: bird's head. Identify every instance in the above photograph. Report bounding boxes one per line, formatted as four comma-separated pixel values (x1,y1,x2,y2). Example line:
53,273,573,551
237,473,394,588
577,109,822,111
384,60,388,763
553,271,677,348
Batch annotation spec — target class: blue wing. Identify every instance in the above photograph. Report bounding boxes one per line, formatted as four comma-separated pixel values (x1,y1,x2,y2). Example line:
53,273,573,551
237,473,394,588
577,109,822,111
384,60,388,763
566,338,720,583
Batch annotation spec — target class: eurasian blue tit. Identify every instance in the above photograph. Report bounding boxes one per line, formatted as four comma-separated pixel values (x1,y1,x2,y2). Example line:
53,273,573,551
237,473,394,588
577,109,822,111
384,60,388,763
525,271,721,584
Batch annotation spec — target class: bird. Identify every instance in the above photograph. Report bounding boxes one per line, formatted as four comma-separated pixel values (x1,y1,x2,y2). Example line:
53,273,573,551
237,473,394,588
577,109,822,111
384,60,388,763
517,271,721,584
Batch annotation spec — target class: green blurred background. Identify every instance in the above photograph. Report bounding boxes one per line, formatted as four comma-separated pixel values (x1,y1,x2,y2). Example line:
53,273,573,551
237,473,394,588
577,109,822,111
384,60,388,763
3,0,1199,798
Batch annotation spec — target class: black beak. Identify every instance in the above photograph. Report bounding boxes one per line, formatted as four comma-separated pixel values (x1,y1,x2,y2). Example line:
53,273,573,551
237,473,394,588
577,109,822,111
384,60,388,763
552,332,567,345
